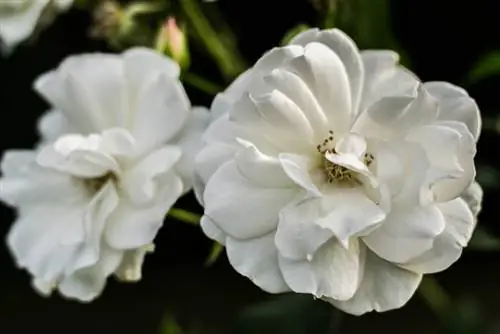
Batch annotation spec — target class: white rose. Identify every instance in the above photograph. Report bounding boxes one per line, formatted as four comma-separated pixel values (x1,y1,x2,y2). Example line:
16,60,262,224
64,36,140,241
0,0,72,52
195,28,481,315
0,47,210,301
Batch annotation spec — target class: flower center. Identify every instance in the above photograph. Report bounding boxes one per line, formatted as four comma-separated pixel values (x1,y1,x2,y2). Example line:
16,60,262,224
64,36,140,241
316,131,374,184
83,172,117,195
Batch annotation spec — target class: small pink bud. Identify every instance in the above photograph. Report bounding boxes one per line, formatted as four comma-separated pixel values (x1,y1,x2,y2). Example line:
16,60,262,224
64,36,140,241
156,17,190,70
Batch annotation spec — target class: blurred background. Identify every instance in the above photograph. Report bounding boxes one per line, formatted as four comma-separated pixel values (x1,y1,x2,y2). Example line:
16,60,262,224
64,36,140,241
1,0,500,333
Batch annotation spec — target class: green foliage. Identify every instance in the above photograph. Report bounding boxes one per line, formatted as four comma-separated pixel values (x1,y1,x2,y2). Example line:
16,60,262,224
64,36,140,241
280,24,312,46
162,315,184,334
336,0,411,68
231,294,341,334
469,227,500,251
467,51,500,84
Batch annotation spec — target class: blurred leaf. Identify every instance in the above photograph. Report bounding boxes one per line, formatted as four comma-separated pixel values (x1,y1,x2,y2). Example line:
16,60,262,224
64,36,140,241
232,294,341,334
280,24,311,46
467,52,500,84
442,299,484,334
167,208,201,225
469,227,500,251
204,242,224,266
476,165,500,189
337,0,411,68
162,315,184,334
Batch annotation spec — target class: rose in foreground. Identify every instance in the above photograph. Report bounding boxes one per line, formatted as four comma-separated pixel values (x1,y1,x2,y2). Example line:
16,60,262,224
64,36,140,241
195,28,481,315
0,48,209,301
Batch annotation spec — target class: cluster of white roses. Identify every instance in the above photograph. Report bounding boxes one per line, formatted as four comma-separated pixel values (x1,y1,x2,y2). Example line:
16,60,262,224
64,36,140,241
0,27,482,315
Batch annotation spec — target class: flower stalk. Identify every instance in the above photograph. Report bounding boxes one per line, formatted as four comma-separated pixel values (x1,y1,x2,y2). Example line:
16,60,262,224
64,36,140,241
418,276,452,318
168,208,201,225
179,0,246,80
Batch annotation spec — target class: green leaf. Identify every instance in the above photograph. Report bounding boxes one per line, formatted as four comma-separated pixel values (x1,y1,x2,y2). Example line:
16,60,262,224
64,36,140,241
442,299,484,334
161,315,184,334
337,0,411,68
280,24,311,46
469,227,500,251
467,52,500,84
167,208,201,225
204,242,224,266
232,294,341,334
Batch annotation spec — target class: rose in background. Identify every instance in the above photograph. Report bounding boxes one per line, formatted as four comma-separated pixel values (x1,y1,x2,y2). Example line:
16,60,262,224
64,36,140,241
195,28,482,315
0,47,209,301
0,0,72,53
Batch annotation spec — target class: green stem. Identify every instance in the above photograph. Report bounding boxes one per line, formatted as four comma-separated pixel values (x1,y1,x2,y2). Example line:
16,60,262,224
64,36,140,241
182,72,224,95
180,0,246,80
168,208,201,225
323,0,337,28
418,276,452,318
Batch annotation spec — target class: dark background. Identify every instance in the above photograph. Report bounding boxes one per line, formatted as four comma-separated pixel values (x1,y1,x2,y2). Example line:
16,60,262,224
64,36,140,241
1,1,500,333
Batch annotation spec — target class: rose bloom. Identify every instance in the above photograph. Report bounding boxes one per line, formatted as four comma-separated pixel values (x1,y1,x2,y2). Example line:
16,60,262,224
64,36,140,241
0,0,72,52
0,48,209,301
194,28,481,315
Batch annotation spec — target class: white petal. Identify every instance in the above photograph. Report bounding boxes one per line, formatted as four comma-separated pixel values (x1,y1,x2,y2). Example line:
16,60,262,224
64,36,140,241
106,173,182,249
427,121,476,203
235,145,295,188
34,54,124,133
67,181,119,273
407,123,464,173
264,68,329,137
130,72,191,154
278,239,362,300
114,245,153,282
58,245,123,302
120,146,182,205
276,196,333,260
376,141,430,206
353,85,438,139
460,180,483,218
203,161,296,239
171,107,211,192
315,188,386,247
359,50,419,112
363,205,445,263
425,81,481,141
330,247,422,315
37,133,120,178
289,28,364,113
0,150,86,208
401,198,474,273
7,204,85,284
37,110,72,144
279,153,321,196
193,142,236,204
283,42,352,134
230,89,315,155
123,47,180,89
335,133,367,158
200,216,227,245
226,233,290,293
0,0,48,49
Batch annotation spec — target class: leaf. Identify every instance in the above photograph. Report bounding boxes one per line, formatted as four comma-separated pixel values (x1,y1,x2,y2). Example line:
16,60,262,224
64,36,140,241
161,315,184,334
467,52,500,84
280,24,312,46
231,294,341,334
204,242,224,266
337,0,411,68
468,227,500,251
